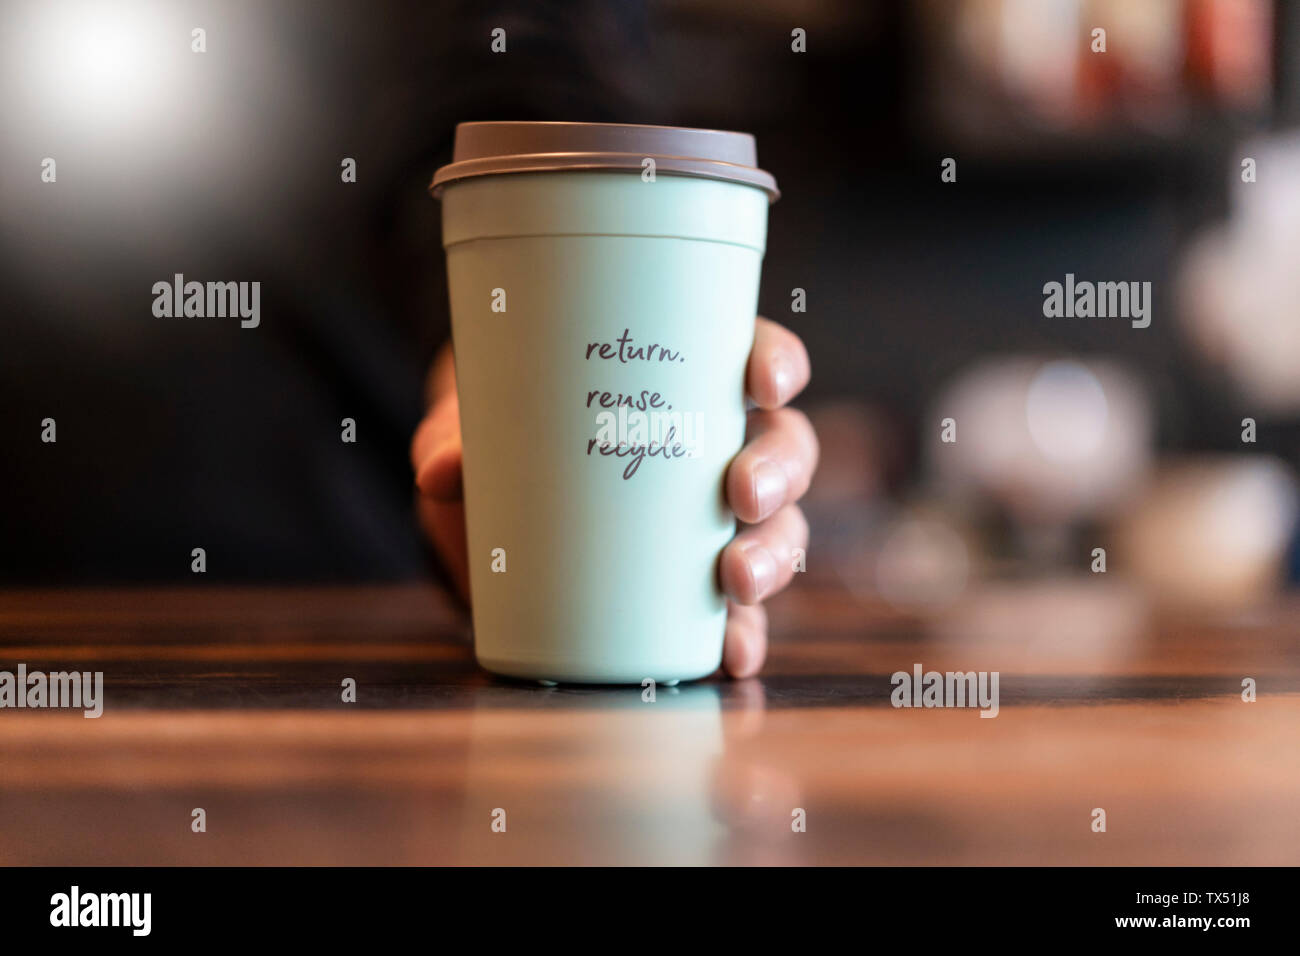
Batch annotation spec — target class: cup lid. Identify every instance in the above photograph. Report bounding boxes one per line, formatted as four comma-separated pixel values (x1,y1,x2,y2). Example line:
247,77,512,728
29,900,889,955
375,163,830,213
430,121,779,202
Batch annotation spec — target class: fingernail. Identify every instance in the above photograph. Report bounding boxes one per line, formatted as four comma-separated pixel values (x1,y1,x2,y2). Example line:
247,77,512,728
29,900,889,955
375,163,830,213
741,542,777,601
751,459,787,520
770,353,794,404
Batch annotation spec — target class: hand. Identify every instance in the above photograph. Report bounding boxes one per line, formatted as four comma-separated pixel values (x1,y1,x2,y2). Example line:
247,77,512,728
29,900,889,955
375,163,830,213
410,316,818,678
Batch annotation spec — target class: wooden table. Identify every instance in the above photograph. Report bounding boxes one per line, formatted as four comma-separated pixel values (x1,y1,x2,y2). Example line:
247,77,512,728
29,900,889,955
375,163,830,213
1,582,1298,865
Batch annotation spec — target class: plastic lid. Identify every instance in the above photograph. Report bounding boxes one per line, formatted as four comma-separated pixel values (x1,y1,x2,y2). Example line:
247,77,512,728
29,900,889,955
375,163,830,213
430,121,779,202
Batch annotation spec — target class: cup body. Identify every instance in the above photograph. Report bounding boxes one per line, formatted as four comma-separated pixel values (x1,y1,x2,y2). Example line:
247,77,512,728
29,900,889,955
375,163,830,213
441,170,769,683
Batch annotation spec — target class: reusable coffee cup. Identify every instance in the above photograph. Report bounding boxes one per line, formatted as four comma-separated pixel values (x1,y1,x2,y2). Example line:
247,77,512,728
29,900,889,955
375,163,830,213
430,121,778,684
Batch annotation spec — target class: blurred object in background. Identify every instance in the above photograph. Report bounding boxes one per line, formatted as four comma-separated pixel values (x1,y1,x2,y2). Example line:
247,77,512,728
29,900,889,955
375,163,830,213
798,403,980,613
868,505,976,613
1114,457,1298,609
802,402,900,504
797,402,900,588
931,577,1147,671
928,357,1152,549
1178,131,1300,413
918,0,1272,150
1187,0,1275,109
812,495,980,616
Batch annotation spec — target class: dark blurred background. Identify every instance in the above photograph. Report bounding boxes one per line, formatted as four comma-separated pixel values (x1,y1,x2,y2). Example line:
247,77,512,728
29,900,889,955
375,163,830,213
3,0,1298,618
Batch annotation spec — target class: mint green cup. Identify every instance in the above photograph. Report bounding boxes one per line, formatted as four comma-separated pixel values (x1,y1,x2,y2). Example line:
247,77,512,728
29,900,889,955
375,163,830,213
431,122,778,684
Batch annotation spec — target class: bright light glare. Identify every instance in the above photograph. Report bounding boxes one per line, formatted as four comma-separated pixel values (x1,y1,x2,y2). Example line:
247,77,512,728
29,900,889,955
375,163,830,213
18,1,170,134
66,17,146,99
1025,360,1110,463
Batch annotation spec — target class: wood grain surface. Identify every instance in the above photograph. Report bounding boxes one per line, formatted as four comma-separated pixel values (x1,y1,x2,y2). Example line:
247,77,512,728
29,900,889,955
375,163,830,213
1,582,1297,865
